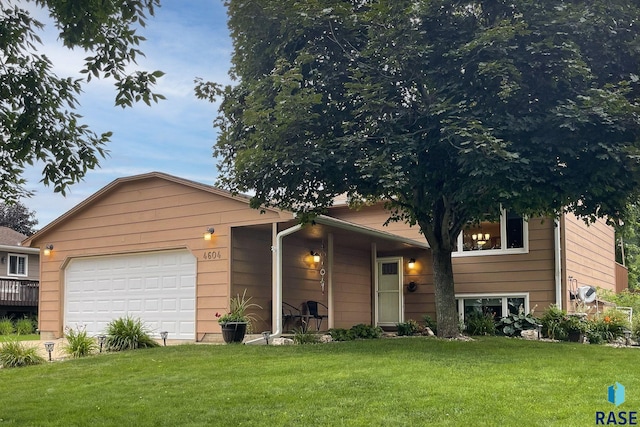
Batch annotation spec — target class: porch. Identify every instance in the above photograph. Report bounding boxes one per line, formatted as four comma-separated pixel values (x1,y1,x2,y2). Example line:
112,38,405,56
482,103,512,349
0,278,39,307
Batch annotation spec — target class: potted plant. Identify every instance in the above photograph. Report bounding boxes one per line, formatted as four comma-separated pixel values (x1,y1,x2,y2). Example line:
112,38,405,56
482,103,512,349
216,290,261,344
563,314,587,342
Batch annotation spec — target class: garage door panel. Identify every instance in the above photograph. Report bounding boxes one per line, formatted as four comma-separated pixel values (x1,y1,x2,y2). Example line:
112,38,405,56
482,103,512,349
65,250,196,340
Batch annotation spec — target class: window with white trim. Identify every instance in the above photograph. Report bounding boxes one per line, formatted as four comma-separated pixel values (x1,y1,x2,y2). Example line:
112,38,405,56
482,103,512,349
7,254,27,277
453,209,528,256
456,293,529,322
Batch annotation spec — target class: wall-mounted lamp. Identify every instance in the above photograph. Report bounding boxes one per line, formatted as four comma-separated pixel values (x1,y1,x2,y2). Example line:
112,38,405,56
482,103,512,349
310,251,321,263
43,244,54,256
408,258,416,269
203,227,215,241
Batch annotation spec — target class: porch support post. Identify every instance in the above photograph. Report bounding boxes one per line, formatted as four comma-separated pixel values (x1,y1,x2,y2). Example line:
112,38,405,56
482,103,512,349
327,233,334,329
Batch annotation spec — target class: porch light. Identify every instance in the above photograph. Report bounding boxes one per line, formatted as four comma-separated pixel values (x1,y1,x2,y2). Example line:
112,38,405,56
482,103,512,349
160,331,168,346
43,244,54,256
408,258,416,269
203,227,215,241
311,251,321,263
44,342,55,361
97,335,106,353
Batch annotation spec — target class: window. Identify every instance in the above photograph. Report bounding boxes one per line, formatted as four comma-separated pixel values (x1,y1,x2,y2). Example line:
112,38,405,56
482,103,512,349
8,254,27,277
456,294,529,323
453,209,528,256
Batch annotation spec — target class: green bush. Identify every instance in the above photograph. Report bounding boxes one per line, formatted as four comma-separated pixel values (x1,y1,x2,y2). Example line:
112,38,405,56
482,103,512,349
586,310,630,344
292,327,319,344
328,328,354,341
397,319,421,336
422,314,437,335
63,326,98,358
496,311,540,337
465,311,496,336
350,324,383,339
540,305,568,340
0,340,45,368
0,318,14,335
15,317,35,335
104,316,159,351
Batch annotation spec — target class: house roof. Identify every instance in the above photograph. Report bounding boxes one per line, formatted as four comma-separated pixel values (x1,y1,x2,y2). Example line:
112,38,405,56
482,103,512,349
0,227,39,254
0,227,27,245
22,171,290,247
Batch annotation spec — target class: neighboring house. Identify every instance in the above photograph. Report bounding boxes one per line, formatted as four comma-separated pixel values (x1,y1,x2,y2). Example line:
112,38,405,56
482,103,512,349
0,227,39,318
22,172,626,341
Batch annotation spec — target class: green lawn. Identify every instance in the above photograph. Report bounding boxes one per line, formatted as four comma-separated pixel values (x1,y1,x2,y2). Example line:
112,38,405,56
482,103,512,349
0,337,635,426
0,334,40,342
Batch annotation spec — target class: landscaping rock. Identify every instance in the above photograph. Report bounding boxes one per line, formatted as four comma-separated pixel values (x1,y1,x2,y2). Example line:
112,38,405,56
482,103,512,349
423,327,435,337
520,330,538,340
271,337,294,346
319,334,333,343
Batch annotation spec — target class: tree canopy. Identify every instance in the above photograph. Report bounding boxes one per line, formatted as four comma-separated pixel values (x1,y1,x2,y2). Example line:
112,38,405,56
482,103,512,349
1,0,165,203
0,202,38,236
201,0,640,336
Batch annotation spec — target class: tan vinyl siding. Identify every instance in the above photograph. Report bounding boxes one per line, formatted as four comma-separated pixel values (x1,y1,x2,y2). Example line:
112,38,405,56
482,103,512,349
30,176,289,338
332,204,558,320
563,213,617,302
230,226,273,333
332,244,372,328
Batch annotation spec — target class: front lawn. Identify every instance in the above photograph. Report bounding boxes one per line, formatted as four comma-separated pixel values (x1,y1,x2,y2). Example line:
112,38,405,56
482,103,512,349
0,337,635,426
0,334,40,342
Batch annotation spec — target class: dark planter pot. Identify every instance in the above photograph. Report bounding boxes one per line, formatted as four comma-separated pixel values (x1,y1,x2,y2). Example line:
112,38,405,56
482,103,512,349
221,322,247,343
568,331,583,342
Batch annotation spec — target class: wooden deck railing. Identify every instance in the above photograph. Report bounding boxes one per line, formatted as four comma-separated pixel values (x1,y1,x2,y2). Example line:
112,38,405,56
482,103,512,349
0,279,39,306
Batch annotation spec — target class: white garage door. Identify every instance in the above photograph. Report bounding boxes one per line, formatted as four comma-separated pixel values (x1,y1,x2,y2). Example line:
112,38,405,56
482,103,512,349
64,250,197,340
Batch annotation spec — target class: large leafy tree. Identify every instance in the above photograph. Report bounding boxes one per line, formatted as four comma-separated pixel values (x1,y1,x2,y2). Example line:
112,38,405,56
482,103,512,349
0,202,38,236
1,0,165,203
199,0,640,337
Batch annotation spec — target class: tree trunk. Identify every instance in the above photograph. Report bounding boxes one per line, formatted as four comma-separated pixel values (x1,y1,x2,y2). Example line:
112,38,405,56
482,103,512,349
432,247,459,338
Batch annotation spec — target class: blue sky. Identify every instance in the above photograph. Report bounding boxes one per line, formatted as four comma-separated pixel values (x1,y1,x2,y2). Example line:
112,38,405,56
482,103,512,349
21,1,232,226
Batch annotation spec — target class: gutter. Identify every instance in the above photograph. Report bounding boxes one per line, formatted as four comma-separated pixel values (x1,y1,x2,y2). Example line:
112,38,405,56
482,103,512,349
0,245,40,254
554,218,562,309
245,223,303,344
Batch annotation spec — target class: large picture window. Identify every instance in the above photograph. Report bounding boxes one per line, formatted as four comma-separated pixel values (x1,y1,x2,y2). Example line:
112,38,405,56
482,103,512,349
8,254,27,277
456,293,529,323
453,209,528,256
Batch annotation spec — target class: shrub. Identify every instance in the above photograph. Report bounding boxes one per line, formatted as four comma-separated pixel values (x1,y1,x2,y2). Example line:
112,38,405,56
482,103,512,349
63,326,98,358
496,311,540,337
0,318,14,335
328,328,354,341
465,311,496,336
292,327,319,344
540,305,568,340
422,314,437,335
104,316,159,351
0,340,45,368
586,310,630,344
15,317,35,335
397,319,421,336
350,324,383,339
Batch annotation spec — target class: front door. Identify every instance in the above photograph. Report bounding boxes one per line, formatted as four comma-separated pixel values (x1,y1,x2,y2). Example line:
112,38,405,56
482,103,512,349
376,257,403,327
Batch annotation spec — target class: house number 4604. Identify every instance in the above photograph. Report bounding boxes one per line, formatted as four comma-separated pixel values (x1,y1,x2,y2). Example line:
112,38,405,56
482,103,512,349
203,251,222,260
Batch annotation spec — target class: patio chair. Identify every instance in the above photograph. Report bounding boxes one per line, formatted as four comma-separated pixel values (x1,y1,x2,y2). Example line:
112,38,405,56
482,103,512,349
282,301,303,331
305,300,328,331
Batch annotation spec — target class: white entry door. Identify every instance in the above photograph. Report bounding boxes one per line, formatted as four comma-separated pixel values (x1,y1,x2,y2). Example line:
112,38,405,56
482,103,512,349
376,257,403,326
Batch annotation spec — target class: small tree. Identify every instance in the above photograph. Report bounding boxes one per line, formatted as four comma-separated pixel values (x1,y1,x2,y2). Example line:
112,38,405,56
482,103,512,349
0,202,38,236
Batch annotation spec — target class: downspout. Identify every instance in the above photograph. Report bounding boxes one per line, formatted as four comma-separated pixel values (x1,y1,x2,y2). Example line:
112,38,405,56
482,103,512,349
245,222,303,344
554,218,563,309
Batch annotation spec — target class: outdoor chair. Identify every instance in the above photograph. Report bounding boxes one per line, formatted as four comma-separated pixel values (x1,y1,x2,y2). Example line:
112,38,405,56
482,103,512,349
305,300,328,331
282,301,303,331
